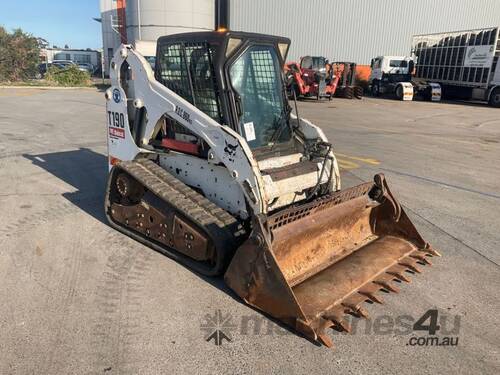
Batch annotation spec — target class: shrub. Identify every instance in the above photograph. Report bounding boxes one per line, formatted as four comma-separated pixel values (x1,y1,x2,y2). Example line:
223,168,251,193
0,27,39,82
45,65,91,87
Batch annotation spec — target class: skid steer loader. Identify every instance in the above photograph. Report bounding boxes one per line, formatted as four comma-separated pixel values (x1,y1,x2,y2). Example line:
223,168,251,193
104,30,440,348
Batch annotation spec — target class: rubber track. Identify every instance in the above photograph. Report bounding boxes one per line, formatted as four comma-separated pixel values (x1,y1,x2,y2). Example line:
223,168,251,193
135,159,238,229
106,158,242,275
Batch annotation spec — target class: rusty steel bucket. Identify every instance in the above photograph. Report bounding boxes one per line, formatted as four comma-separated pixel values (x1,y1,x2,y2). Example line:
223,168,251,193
224,174,440,348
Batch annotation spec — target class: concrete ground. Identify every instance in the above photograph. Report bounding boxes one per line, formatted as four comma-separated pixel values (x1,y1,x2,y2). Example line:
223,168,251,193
0,88,498,374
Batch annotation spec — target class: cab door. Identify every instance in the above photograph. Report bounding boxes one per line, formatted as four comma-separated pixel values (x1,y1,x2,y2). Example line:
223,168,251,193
370,57,383,81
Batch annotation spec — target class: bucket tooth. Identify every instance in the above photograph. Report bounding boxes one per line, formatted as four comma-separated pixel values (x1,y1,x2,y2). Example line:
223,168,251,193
411,253,432,265
399,260,422,274
341,300,370,319
355,306,371,319
387,270,411,283
359,291,384,304
422,245,441,257
324,313,352,333
336,319,352,333
421,257,432,265
422,247,441,257
316,318,335,347
358,282,380,295
373,280,400,293
317,332,334,348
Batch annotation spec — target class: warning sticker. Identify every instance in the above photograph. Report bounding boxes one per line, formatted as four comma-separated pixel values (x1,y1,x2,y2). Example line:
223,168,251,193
243,122,256,142
109,127,125,139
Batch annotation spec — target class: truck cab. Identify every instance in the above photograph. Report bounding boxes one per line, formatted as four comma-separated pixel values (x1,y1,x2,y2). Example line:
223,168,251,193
369,55,440,101
369,56,414,93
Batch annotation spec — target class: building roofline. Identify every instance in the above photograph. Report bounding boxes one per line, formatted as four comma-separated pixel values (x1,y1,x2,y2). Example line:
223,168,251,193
413,26,498,38
43,47,101,53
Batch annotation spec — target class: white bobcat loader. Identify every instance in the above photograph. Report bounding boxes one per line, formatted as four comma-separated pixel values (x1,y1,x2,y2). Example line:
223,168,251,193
104,31,440,348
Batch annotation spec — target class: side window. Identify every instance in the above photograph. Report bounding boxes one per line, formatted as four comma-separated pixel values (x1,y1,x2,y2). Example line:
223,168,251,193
157,114,199,144
185,44,222,123
55,53,71,60
157,43,193,103
300,56,313,70
229,45,290,149
150,114,204,157
389,60,408,68
157,42,223,124
312,56,325,70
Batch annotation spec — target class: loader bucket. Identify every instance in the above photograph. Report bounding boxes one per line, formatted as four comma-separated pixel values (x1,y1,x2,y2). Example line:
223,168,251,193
224,174,440,347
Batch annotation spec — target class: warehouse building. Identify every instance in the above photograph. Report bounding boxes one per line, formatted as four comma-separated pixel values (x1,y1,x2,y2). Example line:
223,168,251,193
40,47,101,67
100,0,500,73
231,0,500,63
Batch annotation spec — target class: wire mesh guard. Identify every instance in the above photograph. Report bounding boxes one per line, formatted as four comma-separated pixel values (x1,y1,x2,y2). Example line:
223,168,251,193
229,46,288,148
413,28,500,85
157,42,223,124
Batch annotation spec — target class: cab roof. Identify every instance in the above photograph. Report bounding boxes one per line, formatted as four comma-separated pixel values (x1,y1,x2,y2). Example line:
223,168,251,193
156,30,291,47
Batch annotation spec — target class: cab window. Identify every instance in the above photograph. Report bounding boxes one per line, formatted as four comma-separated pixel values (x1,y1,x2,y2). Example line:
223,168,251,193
157,42,223,124
229,45,291,149
389,60,408,68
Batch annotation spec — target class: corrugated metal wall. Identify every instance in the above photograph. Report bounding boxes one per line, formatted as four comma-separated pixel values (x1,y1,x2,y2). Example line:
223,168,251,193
230,0,500,63
126,0,214,41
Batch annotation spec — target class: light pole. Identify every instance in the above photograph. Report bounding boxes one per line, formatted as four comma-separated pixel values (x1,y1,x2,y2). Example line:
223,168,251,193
45,42,49,76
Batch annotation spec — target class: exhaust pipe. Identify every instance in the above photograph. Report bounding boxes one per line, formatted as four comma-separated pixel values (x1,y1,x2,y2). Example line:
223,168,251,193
215,0,230,31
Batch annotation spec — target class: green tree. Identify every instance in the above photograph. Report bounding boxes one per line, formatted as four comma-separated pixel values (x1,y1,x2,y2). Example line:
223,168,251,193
0,26,40,82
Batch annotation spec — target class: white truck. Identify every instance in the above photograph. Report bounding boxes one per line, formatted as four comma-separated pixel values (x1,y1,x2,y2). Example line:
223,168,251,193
412,27,500,107
369,55,441,102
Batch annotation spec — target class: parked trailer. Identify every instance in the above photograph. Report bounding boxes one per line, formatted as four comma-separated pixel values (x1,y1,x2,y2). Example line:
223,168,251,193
412,27,500,107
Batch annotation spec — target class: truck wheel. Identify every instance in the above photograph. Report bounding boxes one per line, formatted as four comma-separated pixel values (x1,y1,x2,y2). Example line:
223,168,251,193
396,85,404,100
489,88,500,108
371,82,380,97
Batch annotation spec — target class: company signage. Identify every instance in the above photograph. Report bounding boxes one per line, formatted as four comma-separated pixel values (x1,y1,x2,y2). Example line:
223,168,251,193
464,45,495,68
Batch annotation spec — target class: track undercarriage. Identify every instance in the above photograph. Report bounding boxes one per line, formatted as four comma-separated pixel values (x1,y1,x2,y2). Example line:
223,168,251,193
105,158,440,347
105,158,242,276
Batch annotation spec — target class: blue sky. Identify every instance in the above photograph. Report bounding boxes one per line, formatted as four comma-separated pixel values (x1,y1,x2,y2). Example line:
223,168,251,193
0,1,102,49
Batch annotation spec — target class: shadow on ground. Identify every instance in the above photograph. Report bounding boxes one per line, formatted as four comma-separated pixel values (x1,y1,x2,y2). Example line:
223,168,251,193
24,148,108,224
22,148,325,346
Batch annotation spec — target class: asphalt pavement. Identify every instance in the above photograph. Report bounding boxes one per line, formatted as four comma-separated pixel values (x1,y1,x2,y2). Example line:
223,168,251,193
0,88,498,374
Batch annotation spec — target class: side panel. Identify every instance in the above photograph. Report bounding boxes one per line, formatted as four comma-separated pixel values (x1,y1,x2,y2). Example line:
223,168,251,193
105,86,142,169
158,153,249,219
472,88,488,101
